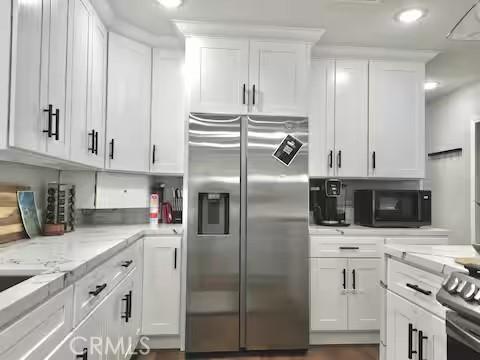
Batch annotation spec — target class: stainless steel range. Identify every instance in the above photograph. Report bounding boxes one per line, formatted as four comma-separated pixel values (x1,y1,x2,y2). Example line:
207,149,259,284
437,270,480,359
186,113,309,353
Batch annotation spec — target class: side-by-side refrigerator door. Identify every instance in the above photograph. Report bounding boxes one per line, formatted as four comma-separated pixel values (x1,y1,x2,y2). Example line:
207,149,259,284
186,113,241,353
245,115,309,350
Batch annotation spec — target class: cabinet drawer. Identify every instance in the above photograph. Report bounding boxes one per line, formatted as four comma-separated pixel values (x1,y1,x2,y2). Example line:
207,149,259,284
73,240,141,326
0,286,73,360
387,258,445,319
310,236,381,258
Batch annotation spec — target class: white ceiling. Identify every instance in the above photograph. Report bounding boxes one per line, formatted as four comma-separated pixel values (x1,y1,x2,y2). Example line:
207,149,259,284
99,0,480,100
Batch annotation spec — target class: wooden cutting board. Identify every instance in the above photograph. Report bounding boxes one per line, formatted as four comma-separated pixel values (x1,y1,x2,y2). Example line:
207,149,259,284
0,185,28,244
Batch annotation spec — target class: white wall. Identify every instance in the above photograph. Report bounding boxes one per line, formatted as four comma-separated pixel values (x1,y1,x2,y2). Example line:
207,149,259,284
426,81,480,244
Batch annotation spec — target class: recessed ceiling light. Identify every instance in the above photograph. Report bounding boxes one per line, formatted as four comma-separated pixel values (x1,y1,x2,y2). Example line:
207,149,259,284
424,81,439,91
396,8,426,24
158,0,183,9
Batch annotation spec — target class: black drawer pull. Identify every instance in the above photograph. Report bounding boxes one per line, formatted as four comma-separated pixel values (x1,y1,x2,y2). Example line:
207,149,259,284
174,248,178,269
53,108,60,140
242,84,246,105
152,145,156,164
121,291,132,322
418,330,428,360
94,131,98,155
406,283,432,296
89,283,107,297
352,269,356,290
121,260,133,268
342,268,346,290
43,104,53,137
338,150,342,168
339,246,360,250
372,151,376,169
76,348,88,360
110,139,115,159
88,130,95,154
408,323,418,359
252,84,256,105
329,150,333,169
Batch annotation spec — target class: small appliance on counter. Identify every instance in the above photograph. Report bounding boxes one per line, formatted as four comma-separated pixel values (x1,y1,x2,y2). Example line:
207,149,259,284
46,183,75,232
310,179,349,227
354,189,431,228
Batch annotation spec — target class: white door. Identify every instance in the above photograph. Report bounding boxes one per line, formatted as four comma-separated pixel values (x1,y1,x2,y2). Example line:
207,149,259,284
88,14,107,167
417,306,447,360
142,237,181,335
348,258,380,330
45,0,69,158
334,60,369,177
10,0,47,153
150,49,185,174
386,291,418,360
106,32,151,172
310,258,348,331
369,61,425,178
249,40,308,116
309,59,335,177
68,0,92,165
187,37,249,114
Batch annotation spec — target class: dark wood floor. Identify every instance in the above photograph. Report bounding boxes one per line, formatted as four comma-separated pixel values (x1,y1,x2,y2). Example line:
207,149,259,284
135,346,379,360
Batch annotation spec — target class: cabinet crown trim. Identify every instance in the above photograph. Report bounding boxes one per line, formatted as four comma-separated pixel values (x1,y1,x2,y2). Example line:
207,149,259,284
174,20,325,43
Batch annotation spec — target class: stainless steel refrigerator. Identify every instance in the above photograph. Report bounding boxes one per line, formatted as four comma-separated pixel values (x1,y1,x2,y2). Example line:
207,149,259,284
186,113,309,353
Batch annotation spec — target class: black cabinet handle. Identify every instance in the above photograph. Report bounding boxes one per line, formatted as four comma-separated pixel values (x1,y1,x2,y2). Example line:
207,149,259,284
89,283,107,297
76,348,88,360
352,269,356,290
121,260,133,268
152,145,156,164
338,150,342,168
52,108,60,140
94,131,98,155
406,283,432,296
252,84,256,106
408,323,418,359
372,151,376,169
174,248,178,269
242,84,246,105
109,139,115,160
122,291,132,322
88,130,95,154
342,268,346,290
43,104,53,137
329,150,333,169
339,246,360,250
418,331,428,360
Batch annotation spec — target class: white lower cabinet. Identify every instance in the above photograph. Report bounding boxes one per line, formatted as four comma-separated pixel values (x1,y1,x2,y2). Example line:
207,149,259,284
310,257,380,332
387,291,446,360
142,236,182,335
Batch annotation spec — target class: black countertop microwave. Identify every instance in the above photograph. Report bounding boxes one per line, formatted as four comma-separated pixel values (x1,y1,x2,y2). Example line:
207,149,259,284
354,190,432,228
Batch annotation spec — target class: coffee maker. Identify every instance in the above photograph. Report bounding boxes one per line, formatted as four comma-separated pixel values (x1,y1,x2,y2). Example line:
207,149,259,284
310,179,349,226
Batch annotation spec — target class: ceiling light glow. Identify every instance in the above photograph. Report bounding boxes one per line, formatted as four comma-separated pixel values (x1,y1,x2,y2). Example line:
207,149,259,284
424,81,439,91
158,0,183,8
396,8,426,24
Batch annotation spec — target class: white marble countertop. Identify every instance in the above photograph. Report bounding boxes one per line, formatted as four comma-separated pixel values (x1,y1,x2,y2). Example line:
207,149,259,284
0,224,182,330
385,244,475,275
309,225,449,237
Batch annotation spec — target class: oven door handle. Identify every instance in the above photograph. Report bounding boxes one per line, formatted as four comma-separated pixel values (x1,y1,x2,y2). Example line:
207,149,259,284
447,313,480,353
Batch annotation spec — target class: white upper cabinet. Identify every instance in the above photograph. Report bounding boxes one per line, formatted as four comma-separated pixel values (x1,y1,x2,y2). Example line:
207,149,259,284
106,33,152,173
249,40,309,116
187,37,249,115
150,49,185,174
334,60,369,178
369,61,425,178
0,0,10,149
10,0,69,158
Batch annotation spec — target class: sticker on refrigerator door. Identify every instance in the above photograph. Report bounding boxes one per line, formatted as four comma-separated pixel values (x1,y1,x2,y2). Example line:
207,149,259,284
272,135,304,167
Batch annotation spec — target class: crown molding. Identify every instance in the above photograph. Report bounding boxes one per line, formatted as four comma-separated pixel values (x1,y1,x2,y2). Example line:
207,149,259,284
312,45,440,63
174,20,326,44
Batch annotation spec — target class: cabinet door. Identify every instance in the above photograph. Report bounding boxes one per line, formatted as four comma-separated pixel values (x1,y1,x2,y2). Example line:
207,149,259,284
309,59,335,177
348,258,380,330
187,37,249,114
0,0,11,149
142,237,181,335
417,307,447,360
386,291,418,360
88,14,107,167
334,60,368,177
106,33,151,172
68,0,92,165
310,258,348,331
369,61,425,178
150,49,185,174
45,0,69,158
249,40,308,116
10,0,47,153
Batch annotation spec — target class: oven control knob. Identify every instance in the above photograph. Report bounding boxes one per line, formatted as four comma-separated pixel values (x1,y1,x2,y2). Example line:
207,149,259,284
462,283,477,301
474,290,480,302
457,280,468,294
446,277,460,294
